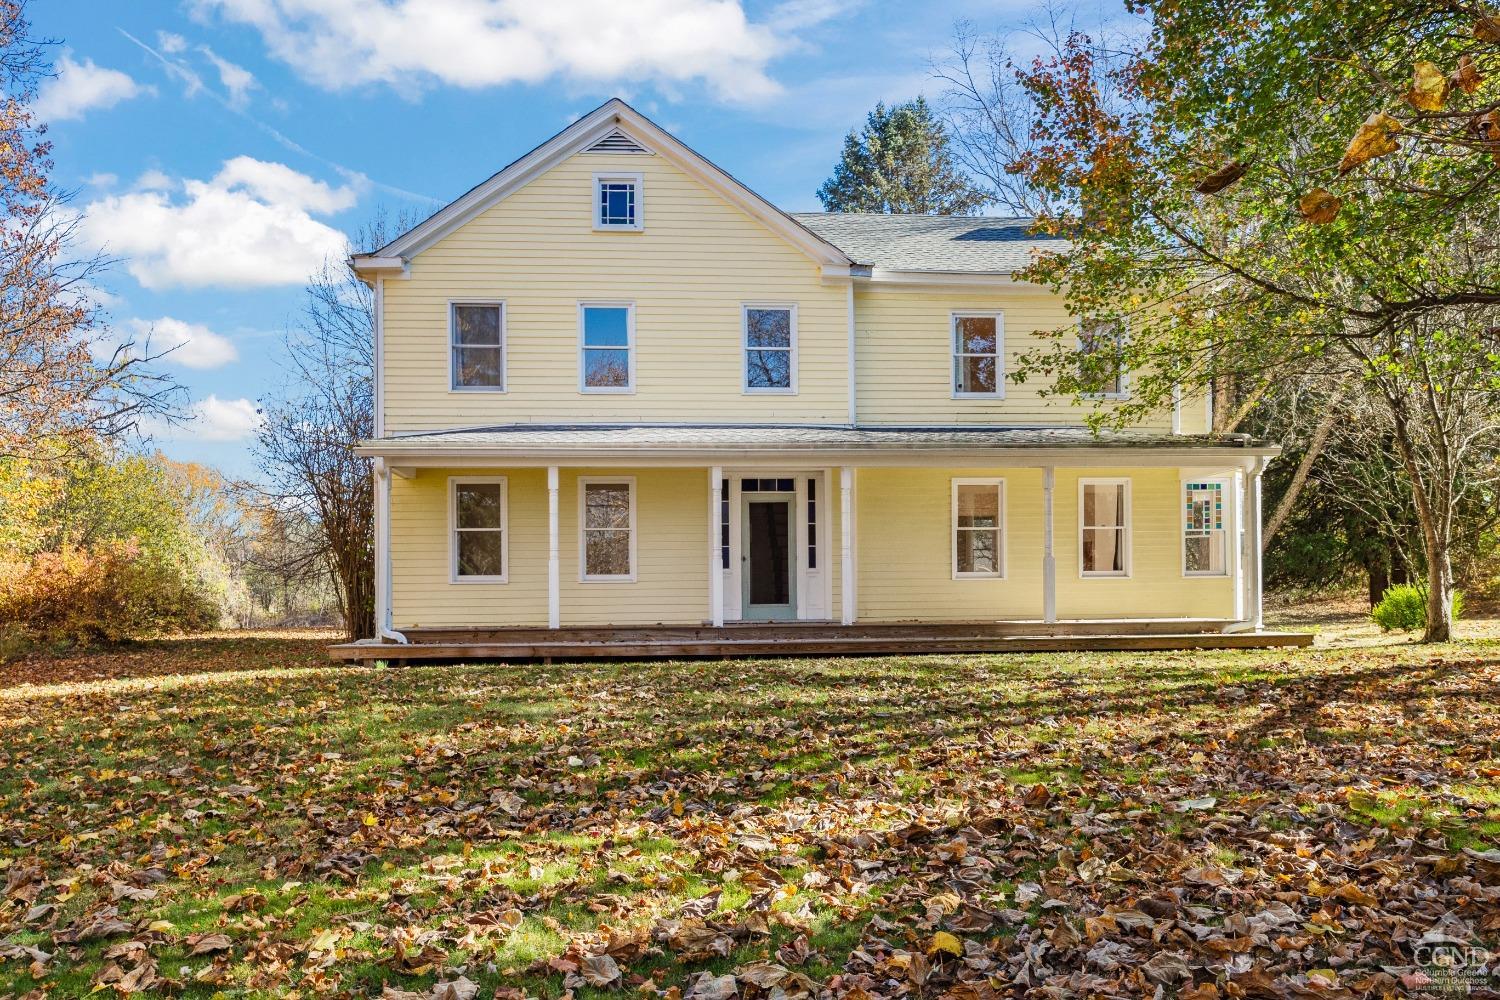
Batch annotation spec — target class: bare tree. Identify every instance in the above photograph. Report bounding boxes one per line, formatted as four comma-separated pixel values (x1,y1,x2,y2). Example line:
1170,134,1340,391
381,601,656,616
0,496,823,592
253,215,408,641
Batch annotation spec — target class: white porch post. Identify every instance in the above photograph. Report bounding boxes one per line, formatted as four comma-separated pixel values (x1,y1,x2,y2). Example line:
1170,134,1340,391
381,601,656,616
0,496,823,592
373,458,390,635
547,466,560,629
709,466,724,627
839,467,856,625
1232,469,1247,623
1042,466,1057,624
1247,459,1266,631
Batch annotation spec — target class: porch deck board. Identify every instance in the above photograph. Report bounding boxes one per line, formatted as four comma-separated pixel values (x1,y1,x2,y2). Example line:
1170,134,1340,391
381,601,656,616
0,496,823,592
328,622,1312,663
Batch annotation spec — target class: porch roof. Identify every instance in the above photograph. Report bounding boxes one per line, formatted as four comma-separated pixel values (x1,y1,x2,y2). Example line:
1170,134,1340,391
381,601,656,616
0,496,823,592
358,424,1278,466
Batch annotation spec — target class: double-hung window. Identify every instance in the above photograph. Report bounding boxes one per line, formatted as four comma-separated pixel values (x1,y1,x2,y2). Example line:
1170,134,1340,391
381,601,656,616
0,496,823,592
450,302,504,390
579,303,634,392
743,305,796,392
953,313,1003,397
953,479,1005,578
580,478,636,581
450,478,507,582
1184,480,1228,576
1079,319,1126,397
594,173,642,230
1080,478,1130,576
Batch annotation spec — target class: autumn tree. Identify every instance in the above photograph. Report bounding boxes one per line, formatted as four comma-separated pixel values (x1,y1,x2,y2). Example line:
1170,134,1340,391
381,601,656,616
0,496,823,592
817,97,990,214
0,0,177,460
943,4,1500,641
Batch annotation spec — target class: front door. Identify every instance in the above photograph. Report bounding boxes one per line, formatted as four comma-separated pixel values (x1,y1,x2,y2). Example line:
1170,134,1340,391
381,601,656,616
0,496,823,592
741,492,796,620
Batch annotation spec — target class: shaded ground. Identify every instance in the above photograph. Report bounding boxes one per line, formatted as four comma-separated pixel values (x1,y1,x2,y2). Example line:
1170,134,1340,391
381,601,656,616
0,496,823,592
1,610,1498,999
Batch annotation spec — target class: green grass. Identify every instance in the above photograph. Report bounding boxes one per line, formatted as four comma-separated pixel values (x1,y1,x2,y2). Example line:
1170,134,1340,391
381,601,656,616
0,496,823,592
2,634,1499,997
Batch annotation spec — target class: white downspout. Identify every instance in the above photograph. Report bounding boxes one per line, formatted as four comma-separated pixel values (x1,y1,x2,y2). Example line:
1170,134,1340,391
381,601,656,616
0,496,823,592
846,281,857,427
373,458,407,644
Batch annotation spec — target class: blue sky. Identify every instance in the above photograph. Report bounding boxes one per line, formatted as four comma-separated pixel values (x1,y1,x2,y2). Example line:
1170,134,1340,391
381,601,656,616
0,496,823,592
32,0,1123,479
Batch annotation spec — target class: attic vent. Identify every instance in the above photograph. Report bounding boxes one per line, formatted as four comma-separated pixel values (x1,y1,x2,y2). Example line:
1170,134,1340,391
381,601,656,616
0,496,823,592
583,128,650,155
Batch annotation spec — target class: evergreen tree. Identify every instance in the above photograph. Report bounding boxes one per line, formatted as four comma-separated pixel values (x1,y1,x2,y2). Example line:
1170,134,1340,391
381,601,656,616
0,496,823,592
817,97,990,215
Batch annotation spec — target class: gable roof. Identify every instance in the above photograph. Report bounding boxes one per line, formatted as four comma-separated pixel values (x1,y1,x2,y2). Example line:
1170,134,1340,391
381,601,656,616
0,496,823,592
792,213,1068,274
353,98,852,272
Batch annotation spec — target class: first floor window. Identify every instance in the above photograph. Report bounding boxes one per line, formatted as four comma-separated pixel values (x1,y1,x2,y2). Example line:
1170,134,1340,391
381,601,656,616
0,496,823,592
451,303,504,389
1081,479,1129,576
953,480,1004,577
744,306,795,391
806,478,817,570
580,303,633,391
953,313,1002,396
452,479,506,581
1184,480,1228,575
581,478,635,580
1079,319,1125,396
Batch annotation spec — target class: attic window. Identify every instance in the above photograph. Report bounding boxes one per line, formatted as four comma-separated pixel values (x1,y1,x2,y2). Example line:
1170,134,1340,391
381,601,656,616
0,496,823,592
584,128,650,155
594,173,642,230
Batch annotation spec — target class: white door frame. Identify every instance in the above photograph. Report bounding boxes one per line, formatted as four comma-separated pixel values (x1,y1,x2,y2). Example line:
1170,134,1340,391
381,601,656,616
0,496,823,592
720,469,830,621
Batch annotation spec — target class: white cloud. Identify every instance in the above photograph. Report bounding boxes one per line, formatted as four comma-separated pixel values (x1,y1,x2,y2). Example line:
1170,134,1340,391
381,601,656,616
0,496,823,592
126,317,240,369
198,45,258,107
78,156,357,290
188,396,263,441
133,168,175,191
157,31,189,54
188,0,846,102
33,52,154,121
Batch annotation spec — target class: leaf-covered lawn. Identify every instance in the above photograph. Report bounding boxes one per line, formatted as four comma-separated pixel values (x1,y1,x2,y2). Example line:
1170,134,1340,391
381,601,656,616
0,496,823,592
2,630,1499,999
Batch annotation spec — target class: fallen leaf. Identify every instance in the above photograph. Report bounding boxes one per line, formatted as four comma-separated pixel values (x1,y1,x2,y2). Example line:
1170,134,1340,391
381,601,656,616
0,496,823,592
928,931,963,957
186,932,232,956
581,953,621,988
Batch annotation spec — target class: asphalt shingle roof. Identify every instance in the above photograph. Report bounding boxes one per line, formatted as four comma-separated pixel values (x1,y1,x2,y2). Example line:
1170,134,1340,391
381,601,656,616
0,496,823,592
364,424,1268,455
791,213,1067,274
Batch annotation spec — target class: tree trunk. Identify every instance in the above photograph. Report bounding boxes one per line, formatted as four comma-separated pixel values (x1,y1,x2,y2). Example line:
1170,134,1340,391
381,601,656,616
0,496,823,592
1367,558,1389,608
1263,402,1340,550
1384,395,1455,643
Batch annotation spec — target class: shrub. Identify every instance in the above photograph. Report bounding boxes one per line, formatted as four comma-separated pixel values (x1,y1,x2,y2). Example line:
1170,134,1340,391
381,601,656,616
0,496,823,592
1370,583,1464,632
0,541,220,649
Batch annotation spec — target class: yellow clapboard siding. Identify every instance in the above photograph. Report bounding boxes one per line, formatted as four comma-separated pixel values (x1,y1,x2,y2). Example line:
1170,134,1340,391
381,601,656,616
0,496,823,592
383,152,850,431
390,465,1232,628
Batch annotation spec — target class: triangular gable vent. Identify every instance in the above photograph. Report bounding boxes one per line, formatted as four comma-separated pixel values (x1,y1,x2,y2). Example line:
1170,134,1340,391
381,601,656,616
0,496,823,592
583,127,651,154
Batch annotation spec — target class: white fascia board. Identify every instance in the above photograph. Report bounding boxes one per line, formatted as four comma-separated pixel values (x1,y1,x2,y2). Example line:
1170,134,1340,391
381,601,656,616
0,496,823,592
864,268,1025,287
373,98,853,269
354,444,1281,468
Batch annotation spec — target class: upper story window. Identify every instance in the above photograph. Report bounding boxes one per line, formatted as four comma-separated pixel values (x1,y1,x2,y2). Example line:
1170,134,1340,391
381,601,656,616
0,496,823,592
1080,319,1127,397
743,305,796,393
952,313,1003,397
1080,478,1131,577
450,302,504,390
594,173,643,230
579,302,634,392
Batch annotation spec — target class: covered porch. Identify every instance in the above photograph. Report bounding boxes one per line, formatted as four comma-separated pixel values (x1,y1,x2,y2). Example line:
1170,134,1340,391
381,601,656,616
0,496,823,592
346,425,1305,661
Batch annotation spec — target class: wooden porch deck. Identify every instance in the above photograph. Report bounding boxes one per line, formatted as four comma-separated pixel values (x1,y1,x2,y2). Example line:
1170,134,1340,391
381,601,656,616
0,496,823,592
328,619,1313,663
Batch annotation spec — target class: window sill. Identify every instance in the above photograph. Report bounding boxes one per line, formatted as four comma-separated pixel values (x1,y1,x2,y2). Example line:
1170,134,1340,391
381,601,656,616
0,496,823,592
448,386,507,394
952,391,1005,400
953,572,1006,581
579,575,637,584
1080,571,1131,579
592,224,643,233
450,576,509,585
579,387,636,395
743,387,798,395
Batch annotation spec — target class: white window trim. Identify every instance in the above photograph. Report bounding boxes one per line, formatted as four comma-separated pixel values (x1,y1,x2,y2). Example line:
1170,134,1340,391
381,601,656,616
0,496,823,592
1078,477,1132,578
1181,475,1232,578
1078,318,1129,400
448,300,506,393
448,476,508,584
592,172,644,231
951,311,1005,399
741,303,798,395
951,478,1007,579
578,476,637,583
578,301,636,394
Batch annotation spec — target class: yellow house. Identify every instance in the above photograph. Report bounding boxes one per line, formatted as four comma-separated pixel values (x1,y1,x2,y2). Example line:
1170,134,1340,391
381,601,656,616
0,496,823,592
345,99,1299,660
